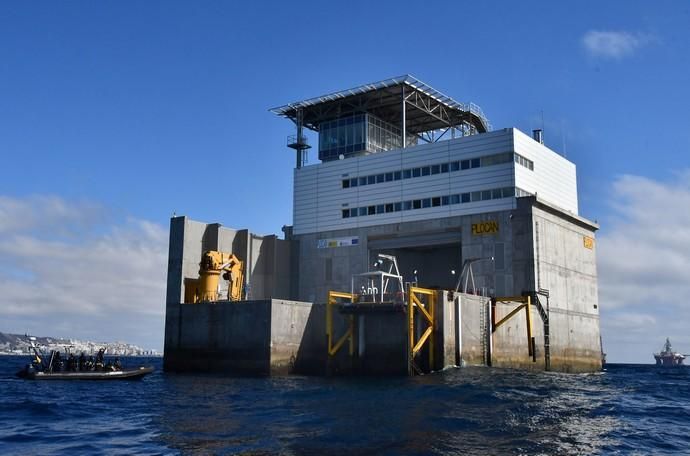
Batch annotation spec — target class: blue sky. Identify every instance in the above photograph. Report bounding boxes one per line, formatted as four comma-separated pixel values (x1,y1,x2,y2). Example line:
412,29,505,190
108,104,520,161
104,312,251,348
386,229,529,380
1,2,689,361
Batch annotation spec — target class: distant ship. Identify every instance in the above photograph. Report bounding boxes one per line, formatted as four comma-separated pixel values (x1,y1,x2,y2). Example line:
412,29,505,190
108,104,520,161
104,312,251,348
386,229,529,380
654,338,686,367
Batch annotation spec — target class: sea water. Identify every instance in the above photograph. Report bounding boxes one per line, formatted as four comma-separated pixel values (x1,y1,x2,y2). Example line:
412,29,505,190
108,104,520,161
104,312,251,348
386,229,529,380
1,357,688,455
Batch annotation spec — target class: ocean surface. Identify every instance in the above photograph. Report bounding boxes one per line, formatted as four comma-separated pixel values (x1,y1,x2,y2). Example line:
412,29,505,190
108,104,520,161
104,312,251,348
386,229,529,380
1,357,689,455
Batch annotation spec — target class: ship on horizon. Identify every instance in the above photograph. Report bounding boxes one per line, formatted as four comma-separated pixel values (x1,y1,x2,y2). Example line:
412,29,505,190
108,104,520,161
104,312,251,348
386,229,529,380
654,338,686,367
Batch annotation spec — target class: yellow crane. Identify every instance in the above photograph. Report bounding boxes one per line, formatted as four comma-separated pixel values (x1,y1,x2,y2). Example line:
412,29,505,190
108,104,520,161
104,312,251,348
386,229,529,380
184,250,244,303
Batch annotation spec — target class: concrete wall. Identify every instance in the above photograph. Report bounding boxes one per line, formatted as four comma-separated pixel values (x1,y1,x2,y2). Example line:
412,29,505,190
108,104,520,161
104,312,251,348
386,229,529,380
530,200,601,372
491,298,547,370
164,299,319,375
459,294,490,366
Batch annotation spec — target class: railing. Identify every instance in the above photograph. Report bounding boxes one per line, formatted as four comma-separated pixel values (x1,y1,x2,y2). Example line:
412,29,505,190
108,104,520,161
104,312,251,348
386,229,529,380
326,291,356,357
287,134,309,147
407,286,436,375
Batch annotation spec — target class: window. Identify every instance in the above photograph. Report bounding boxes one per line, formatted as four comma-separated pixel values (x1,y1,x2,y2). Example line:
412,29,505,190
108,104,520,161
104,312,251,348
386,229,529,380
385,172,393,182
481,190,491,200
385,203,394,213
359,207,367,216
412,168,421,178
342,180,350,189
451,161,460,171
492,188,502,199
460,160,470,170
431,164,440,174
350,208,358,217
342,209,350,218
432,197,441,207
350,178,358,187
471,158,481,168
394,202,402,212
404,201,412,210
451,194,461,204
422,198,431,208
441,163,449,173
394,171,402,180
421,166,430,176
403,169,412,179
368,206,376,215
441,195,450,205
471,191,482,202
461,193,470,203
412,200,421,209
376,174,384,184
367,175,375,185
503,187,514,198
359,177,367,186
376,204,384,214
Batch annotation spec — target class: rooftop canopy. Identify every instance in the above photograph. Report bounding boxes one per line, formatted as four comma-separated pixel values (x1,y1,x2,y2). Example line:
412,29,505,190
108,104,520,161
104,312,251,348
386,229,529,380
270,75,491,136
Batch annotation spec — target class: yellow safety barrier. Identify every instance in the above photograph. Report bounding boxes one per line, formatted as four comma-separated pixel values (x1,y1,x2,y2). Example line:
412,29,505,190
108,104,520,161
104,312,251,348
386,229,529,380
492,295,534,359
408,286,436,375
326,291,356,357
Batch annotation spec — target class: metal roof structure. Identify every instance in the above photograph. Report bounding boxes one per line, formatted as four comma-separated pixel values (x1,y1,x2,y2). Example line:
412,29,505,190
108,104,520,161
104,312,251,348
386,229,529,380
270,75,491,135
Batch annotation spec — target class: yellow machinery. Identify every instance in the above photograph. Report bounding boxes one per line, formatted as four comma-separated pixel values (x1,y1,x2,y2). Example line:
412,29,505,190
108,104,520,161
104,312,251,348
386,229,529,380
184,250,244,303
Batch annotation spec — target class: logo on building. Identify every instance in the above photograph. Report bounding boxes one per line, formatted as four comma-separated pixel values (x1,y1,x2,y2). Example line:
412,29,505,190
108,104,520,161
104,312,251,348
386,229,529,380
317,237,359,248
583,236,594,249
471,221,499,235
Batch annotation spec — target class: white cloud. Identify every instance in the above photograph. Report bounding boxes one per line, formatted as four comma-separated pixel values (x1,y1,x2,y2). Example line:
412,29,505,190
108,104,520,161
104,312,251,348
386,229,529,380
0,195,168,350
598,171,690,363
582,30,652,59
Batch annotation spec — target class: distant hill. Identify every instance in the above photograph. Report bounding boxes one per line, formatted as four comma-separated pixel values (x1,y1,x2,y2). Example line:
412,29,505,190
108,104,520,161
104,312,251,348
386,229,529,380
0,332,159,356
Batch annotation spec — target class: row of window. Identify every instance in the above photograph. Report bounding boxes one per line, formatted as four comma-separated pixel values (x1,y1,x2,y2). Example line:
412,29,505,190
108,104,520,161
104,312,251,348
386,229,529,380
514,153,534,170
341,186,518,218
341,152,533,189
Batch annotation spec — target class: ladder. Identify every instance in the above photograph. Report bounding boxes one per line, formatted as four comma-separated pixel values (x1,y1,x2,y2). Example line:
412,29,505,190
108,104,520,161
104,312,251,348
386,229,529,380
479,297,488,365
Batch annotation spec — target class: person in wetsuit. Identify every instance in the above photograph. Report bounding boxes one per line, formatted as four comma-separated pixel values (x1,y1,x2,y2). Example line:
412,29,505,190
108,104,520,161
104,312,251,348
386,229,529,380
95,348,105,371
78,352,86,371
67,353,77,372
51,351,62,372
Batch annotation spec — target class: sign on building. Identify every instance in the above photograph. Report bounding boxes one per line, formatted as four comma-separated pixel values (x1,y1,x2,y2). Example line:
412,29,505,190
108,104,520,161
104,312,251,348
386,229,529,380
471,221,499,235
317,236,359,248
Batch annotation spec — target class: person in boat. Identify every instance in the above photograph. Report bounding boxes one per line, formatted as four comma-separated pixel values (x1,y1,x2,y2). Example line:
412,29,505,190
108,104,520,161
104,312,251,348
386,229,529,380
51,351,63,372
86,355,95,371
114,357,122,371
67,353,77,372
95,348,105,371
78,352,86,371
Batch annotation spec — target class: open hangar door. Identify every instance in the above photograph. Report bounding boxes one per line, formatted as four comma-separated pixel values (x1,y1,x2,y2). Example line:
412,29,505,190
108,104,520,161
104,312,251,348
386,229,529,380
368,231,461,290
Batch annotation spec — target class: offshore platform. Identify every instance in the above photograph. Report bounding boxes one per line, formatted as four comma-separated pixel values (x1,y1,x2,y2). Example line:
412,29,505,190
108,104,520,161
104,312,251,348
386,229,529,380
163,75,601,375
